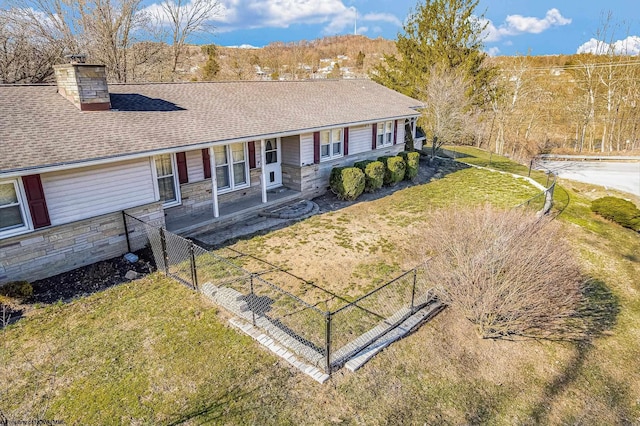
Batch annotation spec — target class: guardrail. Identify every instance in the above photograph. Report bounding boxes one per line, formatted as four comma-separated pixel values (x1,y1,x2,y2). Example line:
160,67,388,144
536,154,640,161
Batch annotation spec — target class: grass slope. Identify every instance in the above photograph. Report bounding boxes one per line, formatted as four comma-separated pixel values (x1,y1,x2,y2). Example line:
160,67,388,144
2,152,639,424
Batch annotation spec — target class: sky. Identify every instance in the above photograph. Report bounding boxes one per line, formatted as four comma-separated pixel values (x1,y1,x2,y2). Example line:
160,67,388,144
168,0,640,56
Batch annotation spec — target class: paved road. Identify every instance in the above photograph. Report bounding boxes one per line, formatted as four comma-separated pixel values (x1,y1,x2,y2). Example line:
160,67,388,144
537,161,640,196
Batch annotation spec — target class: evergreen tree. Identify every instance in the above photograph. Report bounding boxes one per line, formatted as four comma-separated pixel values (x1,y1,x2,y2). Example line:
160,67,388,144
201,44,220,80
372,0,493,104
356,51,366,69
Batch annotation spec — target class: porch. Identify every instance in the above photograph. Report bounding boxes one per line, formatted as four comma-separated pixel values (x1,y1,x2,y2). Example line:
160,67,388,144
165,187,302,238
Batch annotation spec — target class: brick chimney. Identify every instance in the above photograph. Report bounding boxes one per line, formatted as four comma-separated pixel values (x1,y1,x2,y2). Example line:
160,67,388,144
53,55,111,111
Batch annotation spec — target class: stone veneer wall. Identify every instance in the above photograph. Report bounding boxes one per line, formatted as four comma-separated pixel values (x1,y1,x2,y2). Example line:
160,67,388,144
0,202,164,285
166,169,262,221
53,64,111,111
292,145,404,199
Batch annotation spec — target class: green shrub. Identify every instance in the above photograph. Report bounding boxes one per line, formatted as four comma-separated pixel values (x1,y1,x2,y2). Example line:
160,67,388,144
0,280,33,300
354,160,385,192
378,156,406,186
329,167,345,193
400,151,420,180
329,167,365,200
591,197,640,231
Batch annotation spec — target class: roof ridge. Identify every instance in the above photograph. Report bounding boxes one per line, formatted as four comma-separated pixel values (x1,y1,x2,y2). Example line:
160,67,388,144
108,78,374,86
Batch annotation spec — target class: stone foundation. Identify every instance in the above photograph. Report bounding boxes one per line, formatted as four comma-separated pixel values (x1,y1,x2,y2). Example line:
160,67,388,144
0,202,164,284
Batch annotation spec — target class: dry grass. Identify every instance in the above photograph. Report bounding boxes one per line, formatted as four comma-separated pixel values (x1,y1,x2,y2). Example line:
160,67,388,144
2,153,639,424
230,166,541,300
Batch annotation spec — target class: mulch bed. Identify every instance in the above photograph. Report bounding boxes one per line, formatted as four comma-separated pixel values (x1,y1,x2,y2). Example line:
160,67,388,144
1,248,156,327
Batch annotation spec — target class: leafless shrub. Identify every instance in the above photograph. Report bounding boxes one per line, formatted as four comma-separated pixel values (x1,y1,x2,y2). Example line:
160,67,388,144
425,205,584,339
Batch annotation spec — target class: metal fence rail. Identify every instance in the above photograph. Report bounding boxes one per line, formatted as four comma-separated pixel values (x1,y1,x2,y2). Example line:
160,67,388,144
123,212,438,374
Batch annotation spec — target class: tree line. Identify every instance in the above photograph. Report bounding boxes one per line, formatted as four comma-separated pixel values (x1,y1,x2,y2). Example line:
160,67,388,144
0,0,221,83
3,0,638,155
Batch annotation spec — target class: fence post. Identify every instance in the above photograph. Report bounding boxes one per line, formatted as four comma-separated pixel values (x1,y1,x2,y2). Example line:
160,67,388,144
159,227,169,275
122,211,131,253
325,312,332,374
190,243,198,291
410,268,417,313
250,275,256,326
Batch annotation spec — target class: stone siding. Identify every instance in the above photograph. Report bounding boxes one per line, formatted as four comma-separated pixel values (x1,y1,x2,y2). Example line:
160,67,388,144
165,169,262,222
297,145,404,198
53,64,111,111
0,202,164,285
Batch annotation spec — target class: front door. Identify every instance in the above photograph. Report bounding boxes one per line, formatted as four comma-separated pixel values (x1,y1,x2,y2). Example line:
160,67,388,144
264,138,282,188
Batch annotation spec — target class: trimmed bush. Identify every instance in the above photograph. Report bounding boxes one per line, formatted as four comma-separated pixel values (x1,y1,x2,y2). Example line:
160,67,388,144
329,166,345,193
354,160,385,192
400,151,420,180
329,166,365,200
591,196,640,231
378,155,406,186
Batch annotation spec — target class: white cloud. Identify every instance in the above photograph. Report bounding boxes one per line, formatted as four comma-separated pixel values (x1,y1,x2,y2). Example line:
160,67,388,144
577,36,640,55
143,0,403,36
361,13,402,27
323,9,401,35
483,8,571,42
486,46,501,57
505,8,570,34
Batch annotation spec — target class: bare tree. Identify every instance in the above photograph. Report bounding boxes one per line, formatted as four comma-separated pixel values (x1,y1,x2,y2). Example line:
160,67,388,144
76,0,150,82
0,12,63,83
421,64,474,157
424,205,584,339
1,0,155,83
152,0,221,78
0,0,78,82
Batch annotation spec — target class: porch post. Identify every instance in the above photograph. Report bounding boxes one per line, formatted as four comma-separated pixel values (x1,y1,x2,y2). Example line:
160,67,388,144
412,118,417,141
260,139,267,204
208,147,219,218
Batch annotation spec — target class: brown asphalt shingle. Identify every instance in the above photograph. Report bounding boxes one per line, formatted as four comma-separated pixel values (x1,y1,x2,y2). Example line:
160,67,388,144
0,79,422,173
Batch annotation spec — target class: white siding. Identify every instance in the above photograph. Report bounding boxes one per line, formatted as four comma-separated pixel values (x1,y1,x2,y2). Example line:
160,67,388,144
186,149,205,182
348,125,372,155
300,133,315,166
281,135,300,166
42,159,156,225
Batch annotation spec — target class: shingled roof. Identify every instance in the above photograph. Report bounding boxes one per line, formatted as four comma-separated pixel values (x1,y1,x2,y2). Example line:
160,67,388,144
0,79,422,174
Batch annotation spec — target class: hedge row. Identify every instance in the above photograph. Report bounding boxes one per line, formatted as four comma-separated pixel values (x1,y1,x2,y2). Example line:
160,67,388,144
329,151,420,200
591,196,640,231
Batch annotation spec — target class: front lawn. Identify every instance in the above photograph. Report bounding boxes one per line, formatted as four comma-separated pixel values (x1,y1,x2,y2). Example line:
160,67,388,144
2,151,639,424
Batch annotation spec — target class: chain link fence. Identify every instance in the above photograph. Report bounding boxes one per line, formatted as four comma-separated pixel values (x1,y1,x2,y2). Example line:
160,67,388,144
123,212,439,373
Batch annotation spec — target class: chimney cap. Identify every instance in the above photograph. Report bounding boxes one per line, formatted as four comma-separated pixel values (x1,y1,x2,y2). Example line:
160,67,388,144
65,54,87,64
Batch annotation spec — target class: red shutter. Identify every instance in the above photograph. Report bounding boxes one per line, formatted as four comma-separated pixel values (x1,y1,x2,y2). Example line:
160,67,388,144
371,123,378,150
248,141,256,169
202,148,211,179
393,120,399,145
22,174,50,229
313,132,320,164
176,152,188,184
344,127,349,156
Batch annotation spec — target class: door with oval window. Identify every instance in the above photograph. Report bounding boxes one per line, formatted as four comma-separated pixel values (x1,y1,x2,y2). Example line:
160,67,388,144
264,138,282,188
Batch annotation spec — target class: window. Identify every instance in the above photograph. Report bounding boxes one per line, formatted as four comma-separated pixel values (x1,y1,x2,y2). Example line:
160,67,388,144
0,180,29,236
377,121,394,148
320,129,343,161
154,154,179,206
214,143,249,191
265,139,278,165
